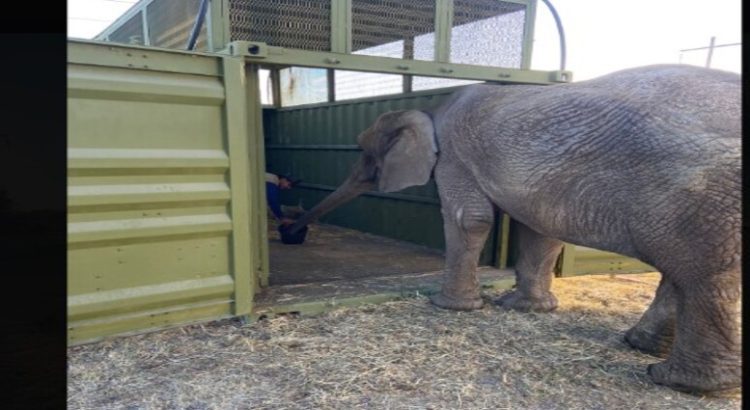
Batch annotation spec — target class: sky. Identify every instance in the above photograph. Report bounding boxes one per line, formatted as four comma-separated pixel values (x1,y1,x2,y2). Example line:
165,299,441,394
67,0,741,80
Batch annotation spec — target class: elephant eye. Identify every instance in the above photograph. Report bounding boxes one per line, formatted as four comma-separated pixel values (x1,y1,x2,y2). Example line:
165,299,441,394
361,154,378,181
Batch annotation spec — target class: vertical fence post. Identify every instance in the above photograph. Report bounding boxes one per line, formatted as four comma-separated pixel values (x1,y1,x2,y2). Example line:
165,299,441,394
223,56,255,316
521,0,538,70
434,0,454,63
248,63,271,288
705,36,716,68
495,213,511,269
209,0,231,52
141,8,150,46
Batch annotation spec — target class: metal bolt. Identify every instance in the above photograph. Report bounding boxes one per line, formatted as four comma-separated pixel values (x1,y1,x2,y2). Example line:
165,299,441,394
498,73,511,78
440,67,454,74
325,57,341,64
396,65,410,70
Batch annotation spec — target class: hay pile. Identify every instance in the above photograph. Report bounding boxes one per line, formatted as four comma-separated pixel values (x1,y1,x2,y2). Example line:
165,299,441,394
68,272,740,409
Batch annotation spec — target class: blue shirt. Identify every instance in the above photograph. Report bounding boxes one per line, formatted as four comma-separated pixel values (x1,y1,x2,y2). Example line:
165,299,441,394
266,181,283,220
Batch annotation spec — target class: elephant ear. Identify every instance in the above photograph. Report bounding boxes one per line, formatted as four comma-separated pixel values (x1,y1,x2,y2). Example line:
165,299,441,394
377,110,438,193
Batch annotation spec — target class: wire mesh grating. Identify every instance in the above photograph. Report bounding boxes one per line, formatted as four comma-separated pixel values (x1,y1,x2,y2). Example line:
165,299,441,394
147,0,209,51
351,0,436,59
109,11,145,45
229,0,332,51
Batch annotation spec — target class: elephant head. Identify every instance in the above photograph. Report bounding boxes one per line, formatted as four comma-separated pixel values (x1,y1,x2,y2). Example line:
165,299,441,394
288,110,437,234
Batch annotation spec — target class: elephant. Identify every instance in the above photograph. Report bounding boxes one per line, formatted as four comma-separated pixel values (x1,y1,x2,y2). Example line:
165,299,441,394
287,64,741,395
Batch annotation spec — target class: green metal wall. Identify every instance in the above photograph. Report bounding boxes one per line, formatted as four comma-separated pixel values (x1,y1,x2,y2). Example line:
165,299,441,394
264,88,501,265
67,41,266,345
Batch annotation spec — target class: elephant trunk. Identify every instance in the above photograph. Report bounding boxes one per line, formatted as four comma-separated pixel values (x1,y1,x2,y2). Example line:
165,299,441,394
287,174,374,234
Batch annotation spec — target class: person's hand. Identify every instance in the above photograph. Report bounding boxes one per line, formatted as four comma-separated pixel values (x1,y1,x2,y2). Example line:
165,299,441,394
280,218,295,226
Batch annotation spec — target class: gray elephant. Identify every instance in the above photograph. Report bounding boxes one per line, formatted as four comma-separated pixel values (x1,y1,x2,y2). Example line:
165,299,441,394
288,65,741,394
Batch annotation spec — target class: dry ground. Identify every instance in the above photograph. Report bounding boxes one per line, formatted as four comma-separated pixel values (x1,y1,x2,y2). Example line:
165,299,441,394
68,272,741,410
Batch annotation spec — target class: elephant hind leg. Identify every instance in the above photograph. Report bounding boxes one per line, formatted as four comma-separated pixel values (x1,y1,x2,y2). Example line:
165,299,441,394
430,179,494,311
647,266,741,395
624,275,677,358
494,222,563,312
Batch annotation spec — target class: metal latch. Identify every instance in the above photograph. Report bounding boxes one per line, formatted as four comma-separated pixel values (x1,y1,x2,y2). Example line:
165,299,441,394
227,41,269,58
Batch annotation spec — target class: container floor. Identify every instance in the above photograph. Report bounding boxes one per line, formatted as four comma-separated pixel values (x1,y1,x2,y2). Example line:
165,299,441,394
268,221,446,286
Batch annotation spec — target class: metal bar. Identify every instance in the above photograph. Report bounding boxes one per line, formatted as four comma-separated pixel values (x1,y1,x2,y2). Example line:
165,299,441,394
403,73,413,93
489,209,501,266
268,84,457,111
206,1,214,51
223,56,254,315
540,0,566,71
186,0,210,50
228,41,571,85
705,36,716,68
403,36,414,93
298,182,441,205
330,0,352,53
434,0,454,63
141,8,150,46
520,0,537,69
270,68,282,108
68,40,223,77
209,0,231,52
680,42,741,52
247,64,271,289
266,144,360,151
327,69,336,102
496,212,511,269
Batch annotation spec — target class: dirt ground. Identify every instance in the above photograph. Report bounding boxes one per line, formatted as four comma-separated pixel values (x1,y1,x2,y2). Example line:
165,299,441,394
268,222,444,286
67,272,741,410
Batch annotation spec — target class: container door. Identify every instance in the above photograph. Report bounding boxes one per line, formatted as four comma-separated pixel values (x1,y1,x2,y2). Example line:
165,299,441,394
67,41,263,344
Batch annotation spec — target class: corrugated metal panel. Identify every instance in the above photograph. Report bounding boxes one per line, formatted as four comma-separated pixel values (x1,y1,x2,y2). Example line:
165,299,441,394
67,41,261,345
264,89,499,265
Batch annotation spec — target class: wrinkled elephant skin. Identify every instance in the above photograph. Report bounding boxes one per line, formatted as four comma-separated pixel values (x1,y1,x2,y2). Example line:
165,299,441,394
290,65,741,395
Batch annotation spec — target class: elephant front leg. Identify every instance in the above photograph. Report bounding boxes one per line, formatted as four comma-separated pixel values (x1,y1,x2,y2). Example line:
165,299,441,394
624,275,677,358
495,222,563,312
429,190,494,311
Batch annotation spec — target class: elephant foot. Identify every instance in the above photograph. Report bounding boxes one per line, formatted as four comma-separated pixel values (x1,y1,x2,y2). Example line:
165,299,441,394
429,292,484,311
494,290,558,312
647,359,741,396
623,327,672,358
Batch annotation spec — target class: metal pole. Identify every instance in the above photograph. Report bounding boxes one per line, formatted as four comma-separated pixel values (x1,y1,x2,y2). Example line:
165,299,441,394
705,36,716,68
141,8,150,46
186,0,210,51
540,0,567,71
